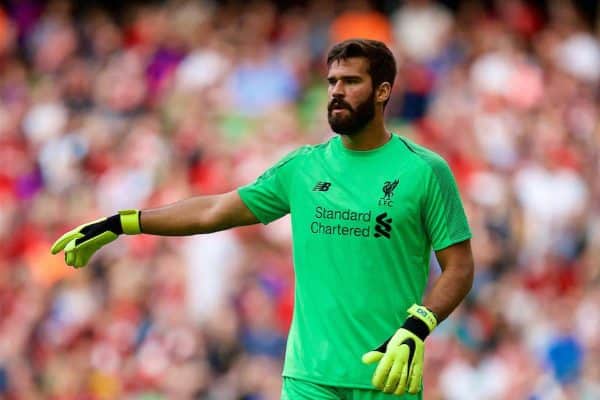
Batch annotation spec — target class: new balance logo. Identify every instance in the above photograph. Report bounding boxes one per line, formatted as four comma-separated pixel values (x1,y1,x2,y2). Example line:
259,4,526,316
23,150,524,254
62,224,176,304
374,212,392,239
313,181,331,192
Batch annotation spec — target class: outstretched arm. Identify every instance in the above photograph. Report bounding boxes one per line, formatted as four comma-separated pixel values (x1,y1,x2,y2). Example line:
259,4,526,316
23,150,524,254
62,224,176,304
51,190,259,267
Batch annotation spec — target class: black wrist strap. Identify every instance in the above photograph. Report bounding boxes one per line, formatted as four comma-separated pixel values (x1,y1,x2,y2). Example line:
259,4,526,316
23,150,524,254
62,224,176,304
401,316,431,341
75,214,123,245
106,214,123,235
373,316,432,352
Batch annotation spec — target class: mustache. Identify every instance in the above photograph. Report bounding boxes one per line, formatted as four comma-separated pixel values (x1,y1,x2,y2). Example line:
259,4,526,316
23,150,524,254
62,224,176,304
328,99,353,112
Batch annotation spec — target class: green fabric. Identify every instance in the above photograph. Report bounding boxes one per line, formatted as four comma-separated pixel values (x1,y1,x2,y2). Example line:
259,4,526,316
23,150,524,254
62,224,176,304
282,377,422,400
238,134,471,389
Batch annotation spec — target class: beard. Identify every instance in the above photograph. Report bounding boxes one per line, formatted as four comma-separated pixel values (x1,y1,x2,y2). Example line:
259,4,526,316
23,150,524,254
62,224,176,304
327,90,376,136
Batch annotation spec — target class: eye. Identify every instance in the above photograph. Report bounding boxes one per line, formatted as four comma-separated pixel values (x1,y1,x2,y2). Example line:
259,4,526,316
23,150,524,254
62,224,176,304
327,78,337,86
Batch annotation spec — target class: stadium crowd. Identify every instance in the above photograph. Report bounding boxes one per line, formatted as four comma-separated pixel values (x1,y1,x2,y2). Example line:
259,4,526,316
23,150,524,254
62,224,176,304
0,0,599,398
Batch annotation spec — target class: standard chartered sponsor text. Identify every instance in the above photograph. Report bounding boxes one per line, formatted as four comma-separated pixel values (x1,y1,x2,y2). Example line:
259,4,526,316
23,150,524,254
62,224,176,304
311,206,371,237
314,206,371,221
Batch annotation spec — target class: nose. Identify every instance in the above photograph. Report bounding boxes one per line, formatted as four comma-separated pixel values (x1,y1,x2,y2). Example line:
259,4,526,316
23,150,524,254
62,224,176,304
330,80,345,98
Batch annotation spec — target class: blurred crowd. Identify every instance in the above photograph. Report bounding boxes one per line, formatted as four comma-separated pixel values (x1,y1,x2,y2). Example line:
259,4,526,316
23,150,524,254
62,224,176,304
0,0,599,399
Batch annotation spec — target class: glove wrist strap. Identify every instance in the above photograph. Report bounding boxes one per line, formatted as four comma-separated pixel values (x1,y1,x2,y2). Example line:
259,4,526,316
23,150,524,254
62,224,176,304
106,214,124,235
402,304,438,341
118,209,141,235
401,317,430,341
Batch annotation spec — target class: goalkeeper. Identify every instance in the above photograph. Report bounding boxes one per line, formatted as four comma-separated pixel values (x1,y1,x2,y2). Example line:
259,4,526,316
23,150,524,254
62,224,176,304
52,39,473,399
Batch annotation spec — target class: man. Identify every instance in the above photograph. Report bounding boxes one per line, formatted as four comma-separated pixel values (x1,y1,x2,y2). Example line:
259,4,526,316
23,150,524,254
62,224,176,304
51,39,474,399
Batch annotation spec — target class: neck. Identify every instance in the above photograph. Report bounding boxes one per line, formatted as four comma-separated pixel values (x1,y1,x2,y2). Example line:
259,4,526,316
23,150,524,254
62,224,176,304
340,115,391,151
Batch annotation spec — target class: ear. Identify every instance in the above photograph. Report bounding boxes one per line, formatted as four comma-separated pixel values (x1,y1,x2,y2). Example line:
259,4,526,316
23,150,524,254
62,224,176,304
376,82,392,105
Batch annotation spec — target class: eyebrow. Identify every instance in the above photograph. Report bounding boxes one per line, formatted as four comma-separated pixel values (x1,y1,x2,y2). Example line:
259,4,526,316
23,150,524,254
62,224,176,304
327,75,363,82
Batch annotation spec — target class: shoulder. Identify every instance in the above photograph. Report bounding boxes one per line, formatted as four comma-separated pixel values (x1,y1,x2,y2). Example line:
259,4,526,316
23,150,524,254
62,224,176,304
265,140,330,176
277,140,331,165
395,136,450,177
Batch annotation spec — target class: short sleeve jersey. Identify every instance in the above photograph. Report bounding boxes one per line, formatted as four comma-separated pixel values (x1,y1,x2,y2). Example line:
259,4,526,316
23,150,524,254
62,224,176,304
238,134,472,390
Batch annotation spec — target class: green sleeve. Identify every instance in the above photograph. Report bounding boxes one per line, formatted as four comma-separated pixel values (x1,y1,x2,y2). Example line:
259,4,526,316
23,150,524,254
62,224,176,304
238,147,305,224
422,155,472,251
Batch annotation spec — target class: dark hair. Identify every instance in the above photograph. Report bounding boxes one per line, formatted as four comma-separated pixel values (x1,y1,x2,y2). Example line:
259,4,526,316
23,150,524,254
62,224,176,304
326,39,397,103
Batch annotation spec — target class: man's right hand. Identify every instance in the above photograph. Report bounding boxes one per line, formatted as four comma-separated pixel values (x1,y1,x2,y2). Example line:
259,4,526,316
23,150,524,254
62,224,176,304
51,210,141,268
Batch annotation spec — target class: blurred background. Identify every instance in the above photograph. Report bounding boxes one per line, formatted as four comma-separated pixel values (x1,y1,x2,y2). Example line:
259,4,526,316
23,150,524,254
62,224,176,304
0,0,599,398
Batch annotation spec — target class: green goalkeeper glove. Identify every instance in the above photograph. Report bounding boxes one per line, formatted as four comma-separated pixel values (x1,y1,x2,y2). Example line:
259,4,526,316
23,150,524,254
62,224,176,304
51,210,141,268
362,304,438,395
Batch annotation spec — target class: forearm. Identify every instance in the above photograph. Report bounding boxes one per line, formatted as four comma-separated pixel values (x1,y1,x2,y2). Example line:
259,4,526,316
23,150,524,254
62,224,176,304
422,265,472,322
423,241,474,322
139,190,258,235
139,196,220,236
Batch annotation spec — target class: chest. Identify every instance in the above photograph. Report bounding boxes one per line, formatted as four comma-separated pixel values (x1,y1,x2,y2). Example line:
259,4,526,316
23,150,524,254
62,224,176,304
289,156,425,233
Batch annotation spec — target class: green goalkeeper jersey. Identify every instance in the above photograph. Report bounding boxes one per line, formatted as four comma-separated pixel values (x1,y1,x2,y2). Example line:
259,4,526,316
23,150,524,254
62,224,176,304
238,134,471,389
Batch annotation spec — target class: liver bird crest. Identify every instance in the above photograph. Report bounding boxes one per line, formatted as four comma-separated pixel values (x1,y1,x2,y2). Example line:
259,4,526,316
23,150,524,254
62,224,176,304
382,179,399,200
